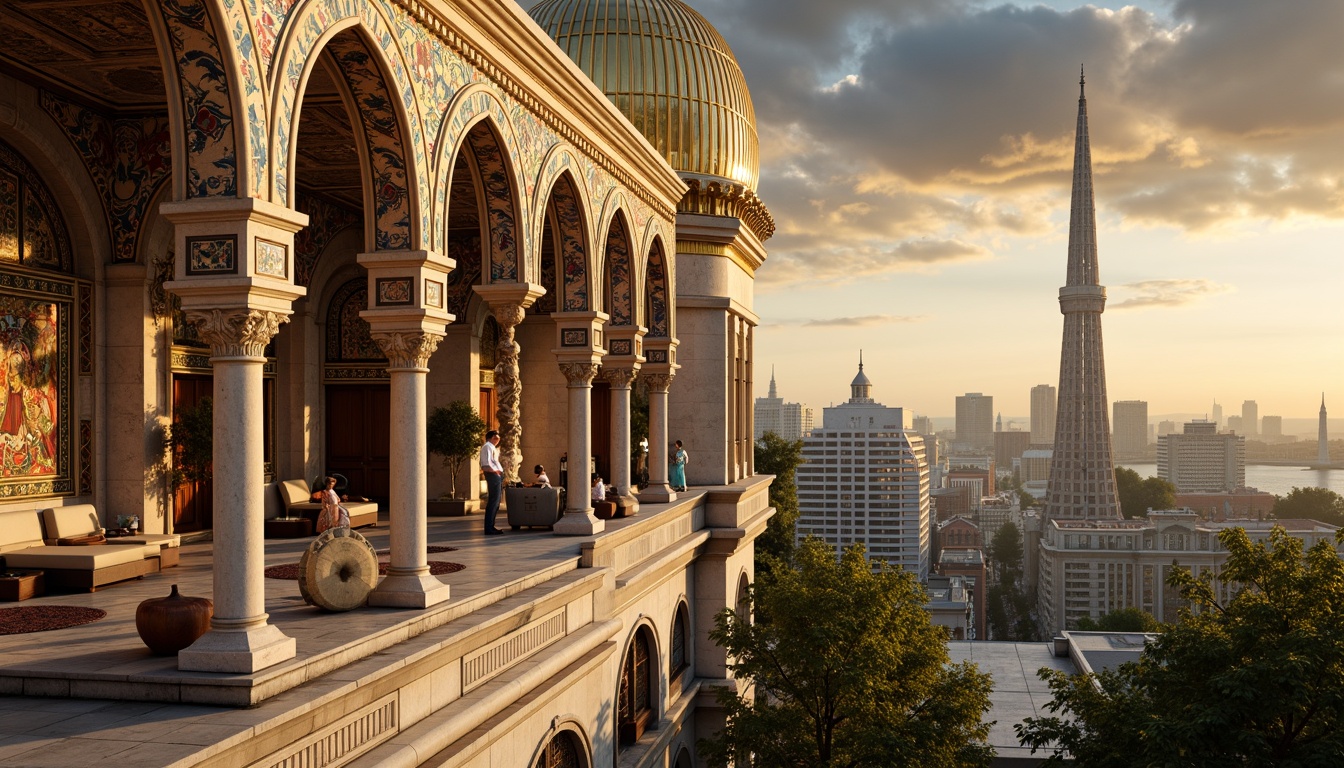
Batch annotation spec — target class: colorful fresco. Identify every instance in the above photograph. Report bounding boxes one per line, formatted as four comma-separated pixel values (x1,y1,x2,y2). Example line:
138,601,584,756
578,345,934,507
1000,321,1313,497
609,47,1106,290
0,140,73,273
0,290,69,491
293,193,359,286
604,213,634,326
158,0,239,198
255,239,288,278
325,278,383,361
464,125,520,283
433,89,526,265
40,92,173,264
645,239,670,338
220,0,268,195
444,231,482,319
550,173,589,312
534,223,556,314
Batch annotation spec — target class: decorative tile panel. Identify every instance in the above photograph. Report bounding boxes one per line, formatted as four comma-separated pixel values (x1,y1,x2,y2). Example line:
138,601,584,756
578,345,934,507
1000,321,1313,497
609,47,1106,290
604,212,633,325
647,350,667,364
157,0,238,198
78,420,93,495
561,328,587,348
255,239,287,278
645,239,670,337
78,282,93,375
609,339,632,356
185,236,238,275
375,277,413,306
0,139,73,273
424,279,443,309
293,193,359,287
326,279,385,362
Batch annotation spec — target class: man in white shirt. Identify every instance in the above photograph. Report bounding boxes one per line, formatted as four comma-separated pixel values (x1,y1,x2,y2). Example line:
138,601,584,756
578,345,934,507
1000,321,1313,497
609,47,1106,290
480,430,504,535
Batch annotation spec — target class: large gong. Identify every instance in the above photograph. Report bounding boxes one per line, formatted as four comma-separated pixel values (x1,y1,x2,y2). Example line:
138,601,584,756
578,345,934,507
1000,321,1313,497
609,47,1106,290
298,527,379,611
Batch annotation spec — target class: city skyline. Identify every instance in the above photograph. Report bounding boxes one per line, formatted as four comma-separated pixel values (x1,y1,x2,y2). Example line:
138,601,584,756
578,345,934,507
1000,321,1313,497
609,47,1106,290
676,0,1343,418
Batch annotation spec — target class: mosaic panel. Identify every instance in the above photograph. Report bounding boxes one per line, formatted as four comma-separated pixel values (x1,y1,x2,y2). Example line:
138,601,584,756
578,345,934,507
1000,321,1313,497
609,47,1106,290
186,236,238,274
255,238,288,278
326,279,384,362
434,89,526,267
40,92,173,264
424,279,443,309
0,140,73,273
375,277,413,306
443,231,482,319
645,239,670,337
159,0,239,198
646,349,667,364
609,339,632,356
551,172,589,312
561,328,587,348
0,284,73,499
604,213,633,326
294,192,359,287
465,125,519,283
534,219,556,314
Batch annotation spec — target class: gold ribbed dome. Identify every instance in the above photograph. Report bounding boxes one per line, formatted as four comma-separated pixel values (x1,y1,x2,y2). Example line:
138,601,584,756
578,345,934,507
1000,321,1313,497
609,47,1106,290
528,0,760,191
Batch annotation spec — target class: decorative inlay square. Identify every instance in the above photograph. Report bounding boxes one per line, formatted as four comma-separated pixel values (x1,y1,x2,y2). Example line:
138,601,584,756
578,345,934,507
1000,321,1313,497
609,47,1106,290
462,607,566,692
647,350,668,363
185,235,237,274
375,277,413,306
255,238,287,278
609,339,632,356
424,278,443,309
561,328,587,347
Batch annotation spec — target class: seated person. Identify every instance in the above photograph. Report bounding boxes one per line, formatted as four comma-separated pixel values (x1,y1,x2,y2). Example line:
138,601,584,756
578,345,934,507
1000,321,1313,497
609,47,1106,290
532,464,551,487
591,473,606,504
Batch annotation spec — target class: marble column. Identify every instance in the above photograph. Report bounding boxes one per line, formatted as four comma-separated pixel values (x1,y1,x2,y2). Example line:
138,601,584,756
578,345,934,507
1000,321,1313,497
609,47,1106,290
177,309,296,673
553,361,605,535
639,371,676,503
368,331,452,609
491,302,526,484
601,366,639,513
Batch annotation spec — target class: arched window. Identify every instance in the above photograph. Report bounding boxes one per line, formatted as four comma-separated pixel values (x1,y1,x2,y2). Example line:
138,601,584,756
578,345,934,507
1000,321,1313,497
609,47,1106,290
736,573,751,624
534,731,582,768
618,628,654,747
669,604,689,695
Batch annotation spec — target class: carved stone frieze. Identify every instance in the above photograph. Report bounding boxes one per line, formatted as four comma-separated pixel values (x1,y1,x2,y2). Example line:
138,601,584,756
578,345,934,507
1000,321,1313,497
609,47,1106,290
560,362,601,386
184,308,289,357
371,331,444,369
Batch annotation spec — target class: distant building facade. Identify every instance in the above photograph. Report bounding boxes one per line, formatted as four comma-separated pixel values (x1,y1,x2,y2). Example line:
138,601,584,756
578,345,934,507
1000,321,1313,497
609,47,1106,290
753,369,813,442
1112,400,1148,457
1157,420,1177,437
937,549,987,640
994,430,1032,470
1158,420,1246,492
956,393,994,452
796,361,930,579
1261,415,1282,440
1242,400,1259,437
1031,384,1057,445
1038,512,1341,632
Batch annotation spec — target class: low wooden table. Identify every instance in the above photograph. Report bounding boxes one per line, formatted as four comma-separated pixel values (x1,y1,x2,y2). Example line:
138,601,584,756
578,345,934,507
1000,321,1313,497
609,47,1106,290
0,570,45,602
265,517,313,539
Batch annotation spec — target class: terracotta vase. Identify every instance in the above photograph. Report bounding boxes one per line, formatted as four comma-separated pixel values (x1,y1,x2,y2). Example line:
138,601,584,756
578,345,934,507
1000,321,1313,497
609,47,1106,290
136,584,213,655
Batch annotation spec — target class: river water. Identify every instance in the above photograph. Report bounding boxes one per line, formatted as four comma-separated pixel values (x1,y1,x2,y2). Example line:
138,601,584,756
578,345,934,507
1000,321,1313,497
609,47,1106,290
1117,462,1344,498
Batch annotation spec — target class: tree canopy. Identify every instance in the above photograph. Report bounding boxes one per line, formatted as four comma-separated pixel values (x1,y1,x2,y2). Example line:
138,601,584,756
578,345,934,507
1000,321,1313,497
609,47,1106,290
1272,486,1344,527
753,431,805,573
985,521,1038,641
1074,607,1160,633
700,538,995,767
1114,467,1176,518
1017,526,1344,766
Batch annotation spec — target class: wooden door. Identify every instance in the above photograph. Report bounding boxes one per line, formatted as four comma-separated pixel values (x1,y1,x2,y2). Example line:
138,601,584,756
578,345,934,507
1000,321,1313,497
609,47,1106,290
325,385,391,504
591,381,611,480
172,374,213,532
479,387,497,432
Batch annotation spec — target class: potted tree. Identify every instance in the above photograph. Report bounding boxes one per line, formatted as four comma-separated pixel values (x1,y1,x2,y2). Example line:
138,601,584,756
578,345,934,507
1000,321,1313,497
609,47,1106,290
169,397,214,529
427,400,486,516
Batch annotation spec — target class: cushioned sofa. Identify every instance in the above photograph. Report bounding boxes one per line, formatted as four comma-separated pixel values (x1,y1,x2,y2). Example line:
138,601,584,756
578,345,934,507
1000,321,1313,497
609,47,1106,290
277,479,379,529
40,505,181,568
504,486,563,529
0,509,159,592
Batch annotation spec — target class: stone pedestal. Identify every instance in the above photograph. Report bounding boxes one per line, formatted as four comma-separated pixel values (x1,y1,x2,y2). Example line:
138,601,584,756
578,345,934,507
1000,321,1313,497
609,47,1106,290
163,197,305,674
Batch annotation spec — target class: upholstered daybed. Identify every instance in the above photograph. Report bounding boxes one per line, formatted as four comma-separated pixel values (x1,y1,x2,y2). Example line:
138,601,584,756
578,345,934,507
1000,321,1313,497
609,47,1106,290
277,479,379,529
0,509,159,592
40,505,181,568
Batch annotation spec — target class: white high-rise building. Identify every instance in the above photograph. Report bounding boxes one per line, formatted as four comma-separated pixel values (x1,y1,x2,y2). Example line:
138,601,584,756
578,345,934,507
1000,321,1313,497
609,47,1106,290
1158,420,1246,492
753,368,814,441
1112,400,1148,457
796,359,931,579
1031,384,1058,445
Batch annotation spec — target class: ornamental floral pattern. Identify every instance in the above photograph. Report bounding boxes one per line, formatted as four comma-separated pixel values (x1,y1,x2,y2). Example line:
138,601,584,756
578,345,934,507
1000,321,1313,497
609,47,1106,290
604,213,634,326
645,238,670,338
0,139,73,273
294,192,359,287
159,0,238,198
326,278,384,361
0,277,73,500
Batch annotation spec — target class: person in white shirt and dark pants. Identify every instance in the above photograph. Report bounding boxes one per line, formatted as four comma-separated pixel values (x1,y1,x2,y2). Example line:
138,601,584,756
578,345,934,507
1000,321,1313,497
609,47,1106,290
480,430,504,535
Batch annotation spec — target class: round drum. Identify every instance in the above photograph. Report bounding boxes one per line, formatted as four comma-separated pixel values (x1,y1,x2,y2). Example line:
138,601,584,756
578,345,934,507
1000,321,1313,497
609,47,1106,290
298,527,379,611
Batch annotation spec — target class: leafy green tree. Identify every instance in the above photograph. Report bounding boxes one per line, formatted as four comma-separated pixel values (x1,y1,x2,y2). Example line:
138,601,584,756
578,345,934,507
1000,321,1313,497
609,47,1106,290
427,401,486,499
1017,526,1344,766
987,520,1023,574
984,521,1039,640
701,539,995,767
753,431,804,573
1272,486,1344,527
1114,467,1176,518
1074,607,1160,633
1017,487,1036,509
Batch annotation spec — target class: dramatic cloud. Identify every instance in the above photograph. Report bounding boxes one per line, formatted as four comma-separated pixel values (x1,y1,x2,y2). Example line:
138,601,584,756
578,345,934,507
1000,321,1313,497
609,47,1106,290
756,237,991,288
1110,279,1234,310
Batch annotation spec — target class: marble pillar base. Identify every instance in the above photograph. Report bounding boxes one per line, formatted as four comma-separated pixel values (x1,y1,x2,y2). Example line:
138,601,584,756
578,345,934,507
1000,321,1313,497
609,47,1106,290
616,494,640,515
639,484,677,504
178,620,296,673
369,569,452,609
554,509,605,535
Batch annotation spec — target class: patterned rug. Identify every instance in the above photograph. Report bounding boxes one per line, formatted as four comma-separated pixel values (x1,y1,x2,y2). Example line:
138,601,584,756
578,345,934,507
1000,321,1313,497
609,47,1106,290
0,606,107,635
265,560,465,580
374,546,458,555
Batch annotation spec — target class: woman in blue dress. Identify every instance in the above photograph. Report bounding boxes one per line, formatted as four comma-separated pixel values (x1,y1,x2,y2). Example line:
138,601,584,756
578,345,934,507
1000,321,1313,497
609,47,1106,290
668,440,687,492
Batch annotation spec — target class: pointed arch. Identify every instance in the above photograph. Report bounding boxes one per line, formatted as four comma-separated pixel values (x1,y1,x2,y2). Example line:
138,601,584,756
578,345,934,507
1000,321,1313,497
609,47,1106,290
601,210,636,326
533,145,594,311
640,217,674,337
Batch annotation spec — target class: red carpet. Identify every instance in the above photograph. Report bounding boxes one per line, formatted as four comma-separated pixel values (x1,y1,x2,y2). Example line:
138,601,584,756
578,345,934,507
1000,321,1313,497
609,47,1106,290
0,606,107,635
265,560,465,580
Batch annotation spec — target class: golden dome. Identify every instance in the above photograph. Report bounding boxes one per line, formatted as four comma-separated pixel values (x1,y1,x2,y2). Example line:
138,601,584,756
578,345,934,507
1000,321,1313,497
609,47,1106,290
528,0,760,191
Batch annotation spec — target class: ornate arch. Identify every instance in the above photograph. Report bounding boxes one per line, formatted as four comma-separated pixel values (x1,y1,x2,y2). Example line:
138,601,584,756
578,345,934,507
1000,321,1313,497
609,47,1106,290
617,620,661,749
0,139,74,273
533,144,594,307
529,720,593,768
642,229,672,339
597,190,637,326
431,85,528,282
268,0,429,243
538,168,591,313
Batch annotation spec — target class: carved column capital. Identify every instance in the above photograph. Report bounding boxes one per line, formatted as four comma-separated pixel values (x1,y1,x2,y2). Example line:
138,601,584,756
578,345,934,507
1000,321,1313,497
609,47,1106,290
640,371,676,393
491,302,527,328
372,331,444,369
599,366,638,389
560,361,601,386
184,308,289,357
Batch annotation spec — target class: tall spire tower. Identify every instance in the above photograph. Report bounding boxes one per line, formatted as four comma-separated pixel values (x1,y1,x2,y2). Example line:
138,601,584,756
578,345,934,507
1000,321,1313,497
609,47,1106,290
1319,395,1330,467
1043,69,1122,521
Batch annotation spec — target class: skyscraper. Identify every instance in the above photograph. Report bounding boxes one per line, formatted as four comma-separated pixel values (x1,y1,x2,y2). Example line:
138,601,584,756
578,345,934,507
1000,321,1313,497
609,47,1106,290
753,367,814,441
1211,400,1223,427
1042,71,1121,522
1158,421,1245,492
1320,395,1331,467
1031,384,1057,445
1112,400,1148,457
1242,400,1259,437
956,393,994,452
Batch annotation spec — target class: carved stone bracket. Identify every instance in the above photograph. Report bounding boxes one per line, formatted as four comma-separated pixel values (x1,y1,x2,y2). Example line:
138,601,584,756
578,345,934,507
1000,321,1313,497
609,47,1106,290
599,367,638,390
560,362,601,386
184,308,289,357
372,331,444,370
640,371,675,393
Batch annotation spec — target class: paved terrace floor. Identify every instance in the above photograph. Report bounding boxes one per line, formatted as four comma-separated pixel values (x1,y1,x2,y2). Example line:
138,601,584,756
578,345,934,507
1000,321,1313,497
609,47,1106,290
0,497,692,767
